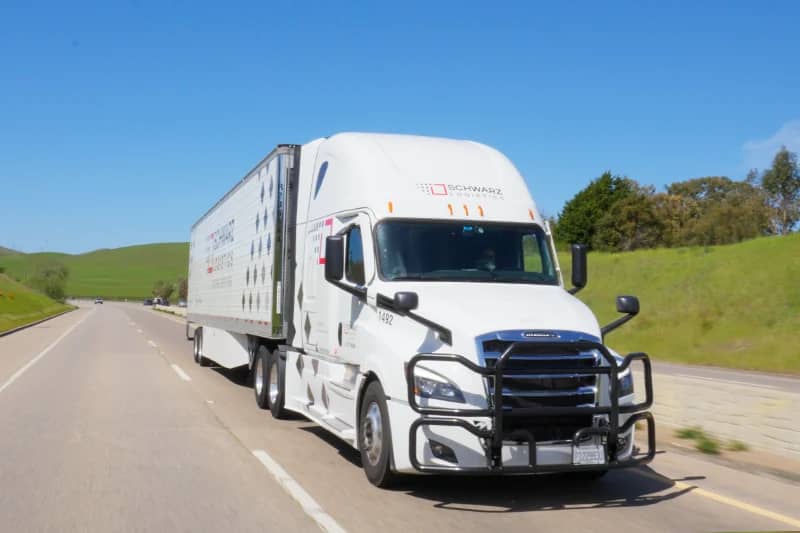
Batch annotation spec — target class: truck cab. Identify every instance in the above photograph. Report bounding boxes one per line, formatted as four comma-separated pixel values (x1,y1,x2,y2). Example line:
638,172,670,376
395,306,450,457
285,133,654,485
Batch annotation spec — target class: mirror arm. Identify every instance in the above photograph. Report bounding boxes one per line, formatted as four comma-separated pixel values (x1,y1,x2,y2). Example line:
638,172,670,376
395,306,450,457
567,286,583,295
326,279,367,301
376,292,453,346
601,313,635,339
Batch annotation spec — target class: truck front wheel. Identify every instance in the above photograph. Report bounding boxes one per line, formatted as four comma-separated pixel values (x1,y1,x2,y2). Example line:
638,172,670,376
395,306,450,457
359,381,397,488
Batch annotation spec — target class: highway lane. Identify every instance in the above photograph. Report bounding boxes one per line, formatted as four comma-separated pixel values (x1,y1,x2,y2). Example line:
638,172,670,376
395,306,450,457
2,302,799,532
0,304,318,532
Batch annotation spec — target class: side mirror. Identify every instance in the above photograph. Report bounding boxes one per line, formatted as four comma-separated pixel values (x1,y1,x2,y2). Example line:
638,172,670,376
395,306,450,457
393,291,418,313
568,244,587,294
324,236,344,282
602,295,640,338
616,295,639,315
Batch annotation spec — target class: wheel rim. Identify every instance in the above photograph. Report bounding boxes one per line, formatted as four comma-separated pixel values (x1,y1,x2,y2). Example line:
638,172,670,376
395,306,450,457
255,354,264,396
268,359,279,404
362,401,383,466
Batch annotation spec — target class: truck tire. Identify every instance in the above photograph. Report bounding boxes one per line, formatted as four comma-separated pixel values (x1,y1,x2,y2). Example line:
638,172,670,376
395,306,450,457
266,349,288,419
194,328,209,367
358,381,397,488
254,345,270,409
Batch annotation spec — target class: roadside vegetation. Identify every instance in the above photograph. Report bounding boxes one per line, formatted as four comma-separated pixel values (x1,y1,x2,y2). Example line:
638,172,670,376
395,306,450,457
0,274,73,333
675,426,750,455
151,277,188,303
552,146,799,251
0,243,188,299
552,145,799,374
559,233,800,374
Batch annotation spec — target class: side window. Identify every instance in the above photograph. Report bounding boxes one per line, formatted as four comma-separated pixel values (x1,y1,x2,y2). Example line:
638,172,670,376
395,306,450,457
346,226,365,285
522,234,544,273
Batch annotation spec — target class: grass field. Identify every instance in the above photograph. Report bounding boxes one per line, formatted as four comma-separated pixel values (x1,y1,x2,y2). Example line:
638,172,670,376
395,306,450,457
0,274,73,333
558,233,800,374
0,243,189,300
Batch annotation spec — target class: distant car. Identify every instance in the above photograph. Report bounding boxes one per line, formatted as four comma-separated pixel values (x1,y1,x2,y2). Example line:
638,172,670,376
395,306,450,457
94,297,103,304
143,298,153,306
177,300,187,308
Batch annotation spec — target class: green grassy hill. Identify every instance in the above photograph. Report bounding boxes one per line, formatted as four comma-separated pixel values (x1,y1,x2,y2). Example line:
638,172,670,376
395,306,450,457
0,274,73,333
0,246,18,256
559,234,800,374
0,243,189,300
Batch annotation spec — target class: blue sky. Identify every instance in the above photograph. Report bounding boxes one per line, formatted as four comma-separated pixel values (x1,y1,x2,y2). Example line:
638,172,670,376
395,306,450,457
1,1,798,253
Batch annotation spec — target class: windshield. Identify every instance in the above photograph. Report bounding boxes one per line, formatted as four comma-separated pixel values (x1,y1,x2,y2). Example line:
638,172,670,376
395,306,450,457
375,220,559,284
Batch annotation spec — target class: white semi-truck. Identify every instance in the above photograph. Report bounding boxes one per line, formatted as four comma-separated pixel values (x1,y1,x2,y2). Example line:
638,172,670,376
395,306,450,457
187,133,655,486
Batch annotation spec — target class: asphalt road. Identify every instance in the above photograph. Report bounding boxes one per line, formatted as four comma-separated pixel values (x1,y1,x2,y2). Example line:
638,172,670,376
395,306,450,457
1,302,798,532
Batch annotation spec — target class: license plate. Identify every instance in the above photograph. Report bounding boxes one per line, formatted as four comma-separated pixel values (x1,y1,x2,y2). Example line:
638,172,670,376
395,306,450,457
573,443,606,465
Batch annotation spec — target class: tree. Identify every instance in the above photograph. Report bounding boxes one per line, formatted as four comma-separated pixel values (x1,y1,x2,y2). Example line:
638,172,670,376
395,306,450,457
556,172,635,248
29,261,69,302
760,146,800,234
593,185,664,251
152,280,174,301
662,176,772,246
177,277,188,301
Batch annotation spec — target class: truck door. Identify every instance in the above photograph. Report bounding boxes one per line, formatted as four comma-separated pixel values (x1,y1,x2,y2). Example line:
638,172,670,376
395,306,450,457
332,221,368,362
327,213,373,364
300,212,373,361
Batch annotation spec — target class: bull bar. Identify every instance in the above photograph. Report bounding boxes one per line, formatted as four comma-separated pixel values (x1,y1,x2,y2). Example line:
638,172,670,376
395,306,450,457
404,339,655,474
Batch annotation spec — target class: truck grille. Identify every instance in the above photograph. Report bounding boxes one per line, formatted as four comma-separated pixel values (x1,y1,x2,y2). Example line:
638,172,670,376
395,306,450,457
480,337,600,442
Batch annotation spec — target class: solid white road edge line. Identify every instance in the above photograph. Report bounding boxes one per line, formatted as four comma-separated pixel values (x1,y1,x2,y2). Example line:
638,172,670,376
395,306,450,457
252,449,347,533
0,309,94,396
672,373,779,391
170,364,191,382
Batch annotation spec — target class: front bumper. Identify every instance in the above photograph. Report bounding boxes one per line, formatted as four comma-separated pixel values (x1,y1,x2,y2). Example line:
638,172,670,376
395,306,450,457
404,339,655,474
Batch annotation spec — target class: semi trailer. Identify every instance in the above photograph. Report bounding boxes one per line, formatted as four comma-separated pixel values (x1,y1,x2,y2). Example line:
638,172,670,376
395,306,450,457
187,132,655,487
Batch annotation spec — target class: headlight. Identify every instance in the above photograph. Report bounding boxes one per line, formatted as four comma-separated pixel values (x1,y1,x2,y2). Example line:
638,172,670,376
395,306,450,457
414,375,465,403
618,370,634,397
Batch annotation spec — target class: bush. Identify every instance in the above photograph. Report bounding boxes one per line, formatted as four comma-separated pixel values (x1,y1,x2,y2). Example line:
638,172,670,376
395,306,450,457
28,261,69,302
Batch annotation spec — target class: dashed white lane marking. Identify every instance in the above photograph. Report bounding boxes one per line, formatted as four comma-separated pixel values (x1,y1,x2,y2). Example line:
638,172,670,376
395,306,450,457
136,329,143,334
633,469,800,528
252,449,347,533
147,340,158,348
170,364,191,382
0,310,94,396
673,373,779,391
129,321,135,326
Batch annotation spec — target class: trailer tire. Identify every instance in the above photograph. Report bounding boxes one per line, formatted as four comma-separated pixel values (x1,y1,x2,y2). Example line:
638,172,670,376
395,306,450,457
358,381,397,488
254,345,270,409
194,328,209,367
267,349,288,419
